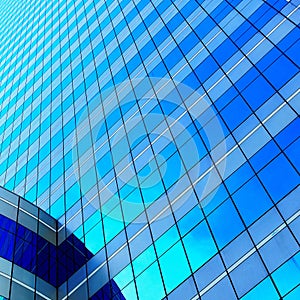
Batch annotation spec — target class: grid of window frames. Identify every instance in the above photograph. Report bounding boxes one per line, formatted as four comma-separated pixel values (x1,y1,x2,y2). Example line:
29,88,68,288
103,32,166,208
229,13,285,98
0,0,299,299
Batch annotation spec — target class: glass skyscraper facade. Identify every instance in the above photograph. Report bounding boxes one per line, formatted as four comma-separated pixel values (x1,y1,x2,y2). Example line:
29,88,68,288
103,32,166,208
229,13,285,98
0,0,299,299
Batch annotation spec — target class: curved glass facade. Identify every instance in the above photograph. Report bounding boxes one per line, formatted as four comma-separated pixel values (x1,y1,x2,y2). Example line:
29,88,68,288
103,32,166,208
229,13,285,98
0,0,299,299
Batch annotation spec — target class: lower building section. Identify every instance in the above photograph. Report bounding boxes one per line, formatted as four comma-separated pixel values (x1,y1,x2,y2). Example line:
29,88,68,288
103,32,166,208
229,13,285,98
1,183,299,299
0,187,125,300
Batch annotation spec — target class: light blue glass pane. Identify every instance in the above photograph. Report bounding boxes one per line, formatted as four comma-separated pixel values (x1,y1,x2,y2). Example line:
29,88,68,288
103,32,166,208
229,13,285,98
65,183,81,210
272,252,300,296
103,210,124,243
121,281,138,300
178,205,204,236
183,220,217,271
155,225,180,257
208,199,245,249
113,264,134,291
159,241,191,293
133,245,156,277
284,284,300,300
136,262,165,300
85,222,105,254
241,277,279,300
50,196,65,219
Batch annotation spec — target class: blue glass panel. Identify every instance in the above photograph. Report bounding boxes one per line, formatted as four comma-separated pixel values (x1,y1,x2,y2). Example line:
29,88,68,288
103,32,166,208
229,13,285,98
136,262,165,300
213,39,237,65
183,220,217,271
0,227,14,261
250,140,280,172
232,177,273,225
221,96,251,130
208,200,245,249
272,252,300,296
195,56,218,83
275,118,300,149
159,241,191,293
264,55,298,89
285,138,300,171
241,277,278,300
258,154,299,202
242,75,275,110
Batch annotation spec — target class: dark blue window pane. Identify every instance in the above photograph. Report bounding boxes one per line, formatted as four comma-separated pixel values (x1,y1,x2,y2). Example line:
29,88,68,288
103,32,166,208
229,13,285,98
195,16,215,39
264,55,298,89
195,56,218,83
242,76,275,110
250,140,280,172
213,39,237,65
285,138,300,175
221,96,251,130
275,117,300,149
258,154,299,202
0,228,14,261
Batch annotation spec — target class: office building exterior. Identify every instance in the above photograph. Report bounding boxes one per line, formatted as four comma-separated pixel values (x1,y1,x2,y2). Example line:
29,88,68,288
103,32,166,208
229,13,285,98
0,0,299,299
